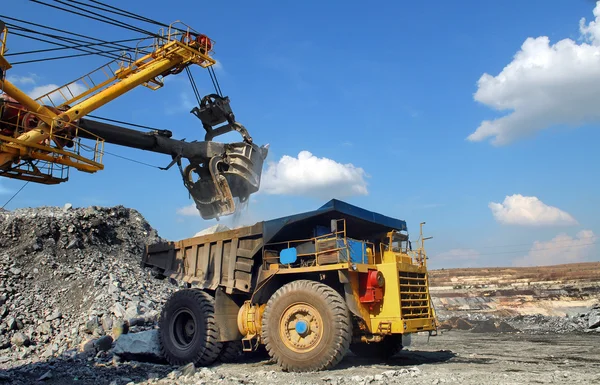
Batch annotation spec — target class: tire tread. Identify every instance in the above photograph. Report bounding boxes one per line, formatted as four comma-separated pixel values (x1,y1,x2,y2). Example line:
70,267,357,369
158,289,222,366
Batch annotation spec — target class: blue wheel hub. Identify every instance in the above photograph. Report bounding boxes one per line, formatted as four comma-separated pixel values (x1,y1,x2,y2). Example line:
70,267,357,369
295,319,309,335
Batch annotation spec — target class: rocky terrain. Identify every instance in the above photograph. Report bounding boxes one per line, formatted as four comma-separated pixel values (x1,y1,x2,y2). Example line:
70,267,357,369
429,263,600,334
3,330,599,385
0,204,598,384
0,205,182,383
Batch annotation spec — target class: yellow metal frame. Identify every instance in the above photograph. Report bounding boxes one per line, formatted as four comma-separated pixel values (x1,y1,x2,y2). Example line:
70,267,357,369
0,22,215,184
0,132,103,172
0,103,105,183
263,219,378,269
0,25,10,72
364,261,436,334
263,221,438,336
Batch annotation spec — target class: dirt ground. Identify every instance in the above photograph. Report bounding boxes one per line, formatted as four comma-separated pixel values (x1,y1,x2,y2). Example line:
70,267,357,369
219,331,600,385
4,330,599,384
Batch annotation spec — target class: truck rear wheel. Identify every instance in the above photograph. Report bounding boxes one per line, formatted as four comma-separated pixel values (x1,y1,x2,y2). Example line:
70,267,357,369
158,289,222,366
261,280,352,372
350,335,403,360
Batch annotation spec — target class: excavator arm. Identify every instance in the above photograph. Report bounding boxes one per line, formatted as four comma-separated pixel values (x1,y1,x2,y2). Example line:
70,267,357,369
78,99,267,220
0,22,267,219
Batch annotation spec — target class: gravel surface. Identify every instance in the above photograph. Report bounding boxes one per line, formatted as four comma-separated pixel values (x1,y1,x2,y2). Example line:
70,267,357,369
2,331,599,384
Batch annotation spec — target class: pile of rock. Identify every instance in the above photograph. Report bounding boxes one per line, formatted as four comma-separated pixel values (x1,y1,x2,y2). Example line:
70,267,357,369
437,317,475,331
438,317,520,333
0,205,180,369
469,319,519,333
586,303,600,330
504,303,600,334
437,302,600,334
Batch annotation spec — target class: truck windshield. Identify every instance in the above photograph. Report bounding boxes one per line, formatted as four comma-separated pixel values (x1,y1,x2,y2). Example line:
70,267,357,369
391,233,408,252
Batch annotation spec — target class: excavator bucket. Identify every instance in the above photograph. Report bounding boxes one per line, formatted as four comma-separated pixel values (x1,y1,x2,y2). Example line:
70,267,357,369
182,141,268,220
182,93,268,219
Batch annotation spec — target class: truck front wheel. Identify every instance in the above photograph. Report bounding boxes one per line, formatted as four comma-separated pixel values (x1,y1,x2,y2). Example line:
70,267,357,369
261,280,352,372
158,289,222,366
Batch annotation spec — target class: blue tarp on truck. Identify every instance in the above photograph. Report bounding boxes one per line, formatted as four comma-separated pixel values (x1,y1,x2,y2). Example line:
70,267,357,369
262,199,407,245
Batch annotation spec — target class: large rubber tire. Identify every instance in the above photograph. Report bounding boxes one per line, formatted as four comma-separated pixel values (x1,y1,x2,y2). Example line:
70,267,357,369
350,335,403,360
158,289,222,366
261,280,352,372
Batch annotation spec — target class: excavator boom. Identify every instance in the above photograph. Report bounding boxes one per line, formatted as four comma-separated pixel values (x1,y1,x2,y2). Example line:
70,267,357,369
0,22,267,219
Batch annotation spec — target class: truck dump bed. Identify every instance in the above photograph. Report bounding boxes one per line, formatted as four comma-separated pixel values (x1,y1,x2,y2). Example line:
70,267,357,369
142,222,264,294
142,199,408,294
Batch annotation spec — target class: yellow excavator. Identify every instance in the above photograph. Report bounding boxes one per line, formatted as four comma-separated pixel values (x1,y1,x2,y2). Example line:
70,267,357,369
0,18,267,219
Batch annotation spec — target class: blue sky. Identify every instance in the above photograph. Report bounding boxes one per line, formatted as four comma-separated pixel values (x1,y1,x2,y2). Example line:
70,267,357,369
1,0,599,268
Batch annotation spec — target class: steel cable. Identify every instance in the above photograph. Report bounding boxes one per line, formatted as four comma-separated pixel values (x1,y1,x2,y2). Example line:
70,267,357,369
30,0,159,37
0,14,150,56
7,25,130,62
5,37,142,57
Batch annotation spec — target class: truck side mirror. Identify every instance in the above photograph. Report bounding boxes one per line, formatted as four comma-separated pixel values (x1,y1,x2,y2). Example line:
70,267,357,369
280,247,297,264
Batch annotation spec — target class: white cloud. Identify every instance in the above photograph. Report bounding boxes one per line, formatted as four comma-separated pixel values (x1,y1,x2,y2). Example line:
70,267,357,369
259,150,368,198
165,92,195,115
6,74,37,86
29,84,61,100
6,73,86,106
176,197,262,237
489,194,577,226
513,230,597,267
0,182,12,195
176,204,198,216
176,151,368,220
30,82,87,106
431,248,480,269
175,202,252,220
580,3,600,43
436,248,480,262
213,60,224,73
468,1,600,145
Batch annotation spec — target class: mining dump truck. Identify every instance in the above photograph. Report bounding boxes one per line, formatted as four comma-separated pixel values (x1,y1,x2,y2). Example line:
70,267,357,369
142,199,438,372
